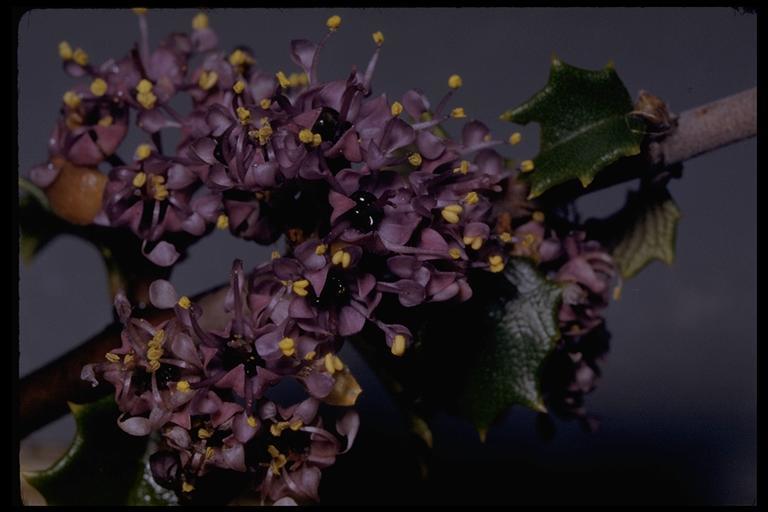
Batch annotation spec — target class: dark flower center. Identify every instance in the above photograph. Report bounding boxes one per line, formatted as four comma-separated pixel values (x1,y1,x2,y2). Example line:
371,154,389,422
311,270,349,309
221,345,265,377
312,107,351,145
346,190,383,233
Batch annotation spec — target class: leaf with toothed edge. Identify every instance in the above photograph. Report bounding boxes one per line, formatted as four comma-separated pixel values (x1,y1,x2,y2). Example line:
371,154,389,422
501,58,646,198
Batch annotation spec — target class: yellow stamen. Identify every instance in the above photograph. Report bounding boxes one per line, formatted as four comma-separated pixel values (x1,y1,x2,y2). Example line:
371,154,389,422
520,160,535,173
137,91,157,109
453,160,470,174
314,244,328,255
216,214,229,230
198,428,213,439
267,444,280,458
292,280,310,297
90,78,108,97
450,107,466,119
147,346,164,361
276,71,290,88
390,101,403,117
613,284,622,301
278,337,296,357
508,132,522,145
58,41,73,60
205,447,215,460
132,7,148,15
489,254,505,273
304,351,316,361
228,49,253,68
247,415,258,428
324,353,337,375
298,129,314,144
372,31,384,46
408,153,423,167
483,134,492,142
98,115,113,127
148,360,161,372
136,79,153,94
332,250,351,268
448,74,463,89
153,185,169,201
441,204,463,224
105,352,121,363
259,98,272,109
499,232,513,243
326,15,342,31
135,144,152,161
149,329,166,347
464,191,479,205
391,334,406,356
198,70,219,91
178,295,192,309
182,482,195,493
151,175,165,184
72,48,88,66
123,353,134,365
236,106,251,125
192,12,209,30
176,380,191,392
62,91,81,109
463,235,484,250
289,420,303,431
448,247,462,260
312,133,322,147
521,233,536,248
532,211,545,223
332,355,344,371
271,250,280,260
257,124,273,145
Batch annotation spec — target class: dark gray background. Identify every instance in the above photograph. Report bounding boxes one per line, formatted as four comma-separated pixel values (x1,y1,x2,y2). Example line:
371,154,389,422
18,8,756,505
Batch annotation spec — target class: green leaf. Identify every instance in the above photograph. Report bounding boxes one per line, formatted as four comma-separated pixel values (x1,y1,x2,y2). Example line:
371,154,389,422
23,396,176,506
501,58,645,198
458,259,562,431
19,180,60,264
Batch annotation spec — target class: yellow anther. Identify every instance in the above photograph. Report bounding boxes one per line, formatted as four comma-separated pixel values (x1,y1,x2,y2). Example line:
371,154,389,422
453,160,470,174
372,31,384,46
147,346,164,361
450,107,466,119
135,144,152,161
257,124,273,145
532,211,545,223
298,129,314,144
520,160,535,173
72,48,88,66
276,71,291,88
278,337,296,357
448,74,463,89
98,115,113,127
259,98,272,109
463,235,484,250
192,12,209,30
391,334,406,356
149,329,166,347
448,247,462,260
521,233,536,248
304,351,316,361
441,204,463,224
228,49,253,68
148,360,161,372
123,353,134,365
613,285,622,301
464,191,479,205
315,244,328,255
271,250,281,260
176,380,191,392
312,133,322,147
332,355,344,371
205,446,215,460
90,78,108,97
236,106,251,125
178,295,192,309
390,101,403,117
489,255,505,273
499,232,513,243
198,70,219,91
130,172,147,191
58,41,73,60
136,79,153,94
182,482,195,493
326,15,342,31
269,446,287,475
137,91,157,109
332,250,351,268
247,416,258,428
214,214,229,230
132,7,148,15
324,353,337,375
288,72,306,88
292,280,310,296
105,352,121,363
483,134,492,142
267,444,281,458
509,132,522,145
62,91,81,109
151,175,165,184
198,428,213,439
408,153,423,167
228,80,244,95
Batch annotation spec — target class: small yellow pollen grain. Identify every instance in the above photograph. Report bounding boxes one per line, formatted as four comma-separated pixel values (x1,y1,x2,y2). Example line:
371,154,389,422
408,153,423,167
463,235,484,250
132,8,148,15
289,420,303,431
62,91,81,109
105,352,121,363
304,351,316,361
259,98,272,109
449,247,462,260
132,173,147,189
205,447,215,460
198,428,213,439
247,416,258,428
229,80,244,95
267,444,280,458
448,74,463,89
292,279,310,297
312,133,322,147
58,41,73,60
332,355,344,371
613,285,622,301
136,91,157,109
182,482,195,493
489,254,505,273
178,295,192,309
72,48,89,66
151,175,165,185
150,329,166,349
153,185,169,201
324,353,337,375
314,244,328,255
192,12,209,30
123,353,134,365
278,337,296,357
276,71,291,88
521,232,537,248
236,106,251,125
148,360,161,372
372,31,384,46
441,204,463,224
136,79,153,94
98,115,113,127
391,334,406,356
176,380,191,392
228,49,253,68
216,214,229,230
147,346,164,361
509,132,522,145
326,15,342,31
298,129,314,144
453,160,470,175
532,211,545,223
90,78,108,97
135,144,152,161
390,101,403,117
198,70,219,91
499,232,513,243
271,250,281,260
450,107,466,119
464,191,479,205
520,160,535,173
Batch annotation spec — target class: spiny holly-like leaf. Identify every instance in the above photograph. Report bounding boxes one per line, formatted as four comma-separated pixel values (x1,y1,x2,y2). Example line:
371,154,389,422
501,58,645,198
459,259,562,431
22,396,176,506
588,186,681,280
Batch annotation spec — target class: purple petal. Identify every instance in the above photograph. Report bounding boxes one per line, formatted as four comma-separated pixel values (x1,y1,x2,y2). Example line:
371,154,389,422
338,305,366,336
336,410,360,453
143,240,180,267
149,279,178,309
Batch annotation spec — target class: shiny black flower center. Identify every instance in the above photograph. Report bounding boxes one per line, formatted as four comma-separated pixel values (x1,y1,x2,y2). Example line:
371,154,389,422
221,345,265,377
311,271,349,309
346,190,383,233
312,107,351,144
